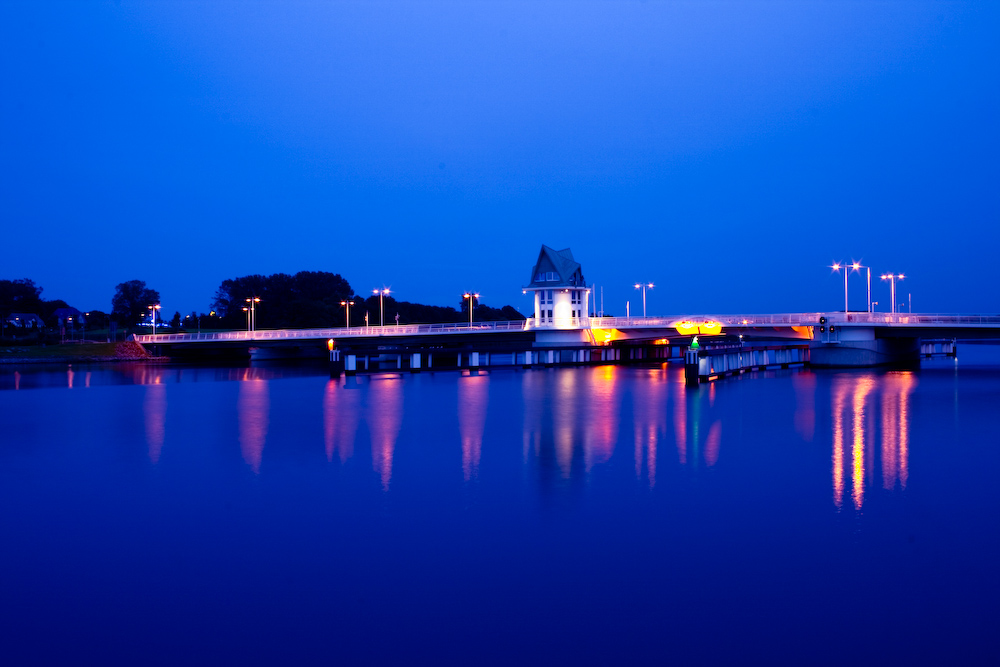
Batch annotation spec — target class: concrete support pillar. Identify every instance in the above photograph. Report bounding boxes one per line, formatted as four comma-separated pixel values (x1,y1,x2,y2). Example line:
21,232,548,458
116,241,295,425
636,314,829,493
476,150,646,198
397,354,402,369
428,353,433,368
329,349,343,377
345,354,357,376
410,353,421,373
470,352,480,368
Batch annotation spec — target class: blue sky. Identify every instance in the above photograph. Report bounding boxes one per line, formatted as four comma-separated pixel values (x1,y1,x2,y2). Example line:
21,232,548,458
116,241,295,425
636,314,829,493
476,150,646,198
2,1,997,317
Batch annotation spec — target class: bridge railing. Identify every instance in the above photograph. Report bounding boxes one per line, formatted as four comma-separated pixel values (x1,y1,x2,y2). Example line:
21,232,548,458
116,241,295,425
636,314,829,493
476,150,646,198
821,313,1000,326
133,319,530,344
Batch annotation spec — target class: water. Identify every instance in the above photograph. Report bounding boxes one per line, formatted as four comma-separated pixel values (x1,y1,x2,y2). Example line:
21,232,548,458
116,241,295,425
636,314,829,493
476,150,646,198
1,352,999,664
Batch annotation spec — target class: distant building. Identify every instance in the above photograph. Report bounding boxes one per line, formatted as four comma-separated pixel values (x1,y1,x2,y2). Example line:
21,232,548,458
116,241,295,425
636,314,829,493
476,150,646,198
524,245,591,328
52,307,84,327
4,312,44,329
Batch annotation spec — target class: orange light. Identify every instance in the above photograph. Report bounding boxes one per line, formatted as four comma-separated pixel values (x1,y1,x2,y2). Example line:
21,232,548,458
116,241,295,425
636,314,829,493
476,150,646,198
673,320,699,335
327,339,335,351
699,320,723,335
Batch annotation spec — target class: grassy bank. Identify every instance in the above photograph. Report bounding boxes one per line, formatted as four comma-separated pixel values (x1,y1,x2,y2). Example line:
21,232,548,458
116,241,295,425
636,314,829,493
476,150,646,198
0,341,158,363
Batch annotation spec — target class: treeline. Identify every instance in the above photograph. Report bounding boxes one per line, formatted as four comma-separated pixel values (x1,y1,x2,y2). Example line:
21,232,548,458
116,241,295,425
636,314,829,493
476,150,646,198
2,272,526,342
211,271,524,329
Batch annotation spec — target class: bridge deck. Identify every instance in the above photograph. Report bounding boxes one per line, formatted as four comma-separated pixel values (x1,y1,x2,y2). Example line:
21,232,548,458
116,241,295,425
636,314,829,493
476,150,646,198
132,312,1000,345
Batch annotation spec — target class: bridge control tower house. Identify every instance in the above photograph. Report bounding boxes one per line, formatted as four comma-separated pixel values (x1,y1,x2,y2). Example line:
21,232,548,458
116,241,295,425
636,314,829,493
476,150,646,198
524,245,591,330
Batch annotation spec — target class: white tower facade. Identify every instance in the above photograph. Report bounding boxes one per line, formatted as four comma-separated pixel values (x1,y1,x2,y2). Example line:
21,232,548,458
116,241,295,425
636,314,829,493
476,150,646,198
523,245,591,329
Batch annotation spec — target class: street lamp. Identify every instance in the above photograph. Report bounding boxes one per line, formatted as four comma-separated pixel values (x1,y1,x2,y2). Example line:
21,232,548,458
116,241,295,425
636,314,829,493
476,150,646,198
463,292,480,325
830,262,863,314
245,297,260,332
242,306,250,331
340,300,355,329
633,282,654,318
147,304,161,336
372,288,390,327
881,273,905,314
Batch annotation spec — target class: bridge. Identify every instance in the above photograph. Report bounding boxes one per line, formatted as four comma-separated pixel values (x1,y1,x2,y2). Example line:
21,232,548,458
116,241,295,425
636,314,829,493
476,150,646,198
131,245,999,375
132,311,1000,375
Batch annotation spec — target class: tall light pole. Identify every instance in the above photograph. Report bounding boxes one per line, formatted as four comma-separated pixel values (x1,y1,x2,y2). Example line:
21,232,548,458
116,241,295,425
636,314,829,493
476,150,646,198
245,297,260,332
633,282,654,318
340,300,354,329
373,288,390,327
147,304,161,336
830,263,860,314
841,262,872,313
881,273,904,314
463,292,480,325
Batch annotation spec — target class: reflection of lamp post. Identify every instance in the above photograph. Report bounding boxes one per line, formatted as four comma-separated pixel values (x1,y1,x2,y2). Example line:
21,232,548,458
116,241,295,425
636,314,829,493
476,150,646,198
463,292,480,325
633,282,654,317
245,297,260,332
372,288,390,327
340,300,355,329
147,304,161,336
880,273,905,314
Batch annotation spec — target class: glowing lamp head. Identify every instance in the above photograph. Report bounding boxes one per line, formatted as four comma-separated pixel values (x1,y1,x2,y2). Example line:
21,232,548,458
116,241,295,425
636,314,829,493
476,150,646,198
851,263,860,270
327,339,334,351
832,263,841,271
897,274,904,280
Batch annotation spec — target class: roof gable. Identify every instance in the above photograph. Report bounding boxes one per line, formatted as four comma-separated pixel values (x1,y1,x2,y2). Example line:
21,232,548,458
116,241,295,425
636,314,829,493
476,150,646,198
526,245,586,288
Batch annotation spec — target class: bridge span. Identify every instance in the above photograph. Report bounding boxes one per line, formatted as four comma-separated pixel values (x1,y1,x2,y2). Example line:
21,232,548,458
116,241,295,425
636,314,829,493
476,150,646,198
132,311,1000,372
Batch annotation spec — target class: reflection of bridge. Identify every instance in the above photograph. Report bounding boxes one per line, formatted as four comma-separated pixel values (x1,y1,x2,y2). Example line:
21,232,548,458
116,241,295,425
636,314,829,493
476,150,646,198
133,311,1000,371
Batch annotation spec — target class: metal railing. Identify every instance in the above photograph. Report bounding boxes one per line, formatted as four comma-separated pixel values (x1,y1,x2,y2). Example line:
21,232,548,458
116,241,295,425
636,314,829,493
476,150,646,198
132,312,1000,345
133,319,530,344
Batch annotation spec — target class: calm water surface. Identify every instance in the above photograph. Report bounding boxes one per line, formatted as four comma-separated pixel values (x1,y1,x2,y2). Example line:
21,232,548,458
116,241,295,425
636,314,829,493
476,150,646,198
1,352,999,664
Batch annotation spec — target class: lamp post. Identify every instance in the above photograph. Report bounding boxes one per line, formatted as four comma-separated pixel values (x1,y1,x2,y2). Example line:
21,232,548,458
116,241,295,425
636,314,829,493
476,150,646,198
830,262,863,314
463,292,480,325
340,300,355,329
147,304,161,336
242,306,250,331
880,273,905,315
839,262,872,313
245,297,260,332
372,288,390,327
633,282,654,318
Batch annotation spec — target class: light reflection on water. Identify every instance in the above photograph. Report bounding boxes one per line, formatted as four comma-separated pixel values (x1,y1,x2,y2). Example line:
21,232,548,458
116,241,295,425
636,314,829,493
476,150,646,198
830,371,916,510
0,361,932,505
1,358,997,663
237,374,269,474
367,374,403,490
458,373,488,481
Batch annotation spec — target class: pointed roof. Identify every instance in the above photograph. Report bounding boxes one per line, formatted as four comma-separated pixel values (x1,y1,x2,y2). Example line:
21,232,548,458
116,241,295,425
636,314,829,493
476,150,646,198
526,245,586,288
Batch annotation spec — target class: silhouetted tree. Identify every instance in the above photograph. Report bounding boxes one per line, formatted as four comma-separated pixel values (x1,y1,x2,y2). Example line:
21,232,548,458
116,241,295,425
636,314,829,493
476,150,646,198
111,280,161,328
212,271,354,329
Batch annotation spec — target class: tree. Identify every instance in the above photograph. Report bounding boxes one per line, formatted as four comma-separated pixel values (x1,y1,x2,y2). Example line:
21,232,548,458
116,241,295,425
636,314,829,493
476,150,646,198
0,278,43,316
111,280,161,329
212,271,354,330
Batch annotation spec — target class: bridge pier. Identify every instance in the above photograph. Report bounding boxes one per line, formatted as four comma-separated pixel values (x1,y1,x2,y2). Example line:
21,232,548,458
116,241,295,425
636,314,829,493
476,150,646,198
345,354,357,376
410,352,422,373
329,348,343,377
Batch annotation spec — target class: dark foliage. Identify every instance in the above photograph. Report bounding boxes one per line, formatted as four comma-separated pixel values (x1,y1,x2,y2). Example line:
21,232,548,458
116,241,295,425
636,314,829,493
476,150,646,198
111,280,161,329
0,279,44,317
212,271,354,329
